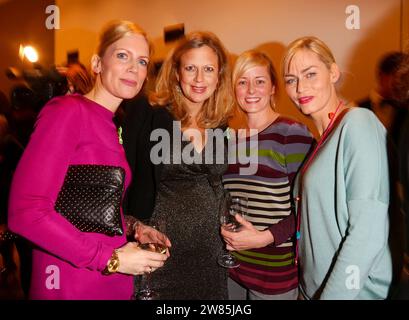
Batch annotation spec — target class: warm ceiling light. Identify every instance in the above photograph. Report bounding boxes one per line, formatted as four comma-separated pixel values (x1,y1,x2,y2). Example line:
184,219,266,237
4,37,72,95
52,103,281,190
22,46,39,63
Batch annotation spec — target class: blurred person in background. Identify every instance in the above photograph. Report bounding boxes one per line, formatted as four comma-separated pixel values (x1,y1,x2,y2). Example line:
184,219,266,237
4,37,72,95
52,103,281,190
64,63,94,95
392,53,409,275
358,51,408,146
0,113,24,299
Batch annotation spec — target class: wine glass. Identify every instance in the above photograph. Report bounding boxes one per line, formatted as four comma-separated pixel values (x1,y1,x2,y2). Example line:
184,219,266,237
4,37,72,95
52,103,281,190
132,217,168,300
217,192,248,268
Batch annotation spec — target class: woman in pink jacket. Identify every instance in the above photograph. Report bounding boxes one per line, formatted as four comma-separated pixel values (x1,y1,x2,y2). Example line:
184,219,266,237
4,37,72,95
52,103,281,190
8,20,170,300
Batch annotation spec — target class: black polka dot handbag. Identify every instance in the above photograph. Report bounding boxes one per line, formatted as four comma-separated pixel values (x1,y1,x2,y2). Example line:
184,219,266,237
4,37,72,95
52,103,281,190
54,165,125,236
0,229,18,242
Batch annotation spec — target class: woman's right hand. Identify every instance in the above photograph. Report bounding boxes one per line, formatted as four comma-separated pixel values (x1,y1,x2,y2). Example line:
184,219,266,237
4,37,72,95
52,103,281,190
115,242,168,275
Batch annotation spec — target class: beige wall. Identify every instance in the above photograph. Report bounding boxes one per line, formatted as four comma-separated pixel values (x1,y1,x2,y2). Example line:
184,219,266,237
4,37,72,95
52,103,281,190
0,0,55,101
55,0,404,134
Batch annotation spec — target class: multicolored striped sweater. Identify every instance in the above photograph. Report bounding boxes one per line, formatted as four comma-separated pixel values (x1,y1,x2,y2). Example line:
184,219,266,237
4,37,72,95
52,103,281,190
223,116,313,295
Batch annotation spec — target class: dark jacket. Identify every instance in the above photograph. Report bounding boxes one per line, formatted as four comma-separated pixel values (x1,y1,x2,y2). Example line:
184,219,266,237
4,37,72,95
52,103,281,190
358,97,408,147
121,96,173,220
0,134,23,224
399,114,409,215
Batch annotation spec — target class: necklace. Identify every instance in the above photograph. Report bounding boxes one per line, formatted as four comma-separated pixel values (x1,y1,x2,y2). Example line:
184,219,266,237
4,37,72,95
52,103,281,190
294,100,343,266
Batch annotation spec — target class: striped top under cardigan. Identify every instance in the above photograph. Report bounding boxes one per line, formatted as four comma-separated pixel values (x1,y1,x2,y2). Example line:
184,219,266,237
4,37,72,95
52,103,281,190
223,116,313,295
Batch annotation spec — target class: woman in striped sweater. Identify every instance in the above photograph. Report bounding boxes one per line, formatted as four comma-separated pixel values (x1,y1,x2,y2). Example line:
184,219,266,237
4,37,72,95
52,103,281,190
221,50,313,300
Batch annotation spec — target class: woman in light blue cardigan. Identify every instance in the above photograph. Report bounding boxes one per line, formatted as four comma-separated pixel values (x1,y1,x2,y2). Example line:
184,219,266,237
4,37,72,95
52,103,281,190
282,36,394,299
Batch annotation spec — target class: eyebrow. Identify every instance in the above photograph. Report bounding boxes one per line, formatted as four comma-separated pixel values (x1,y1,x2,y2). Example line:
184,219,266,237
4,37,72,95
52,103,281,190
284,66,317,77
114,48,149,59
183,63,216,66
239,75,267,79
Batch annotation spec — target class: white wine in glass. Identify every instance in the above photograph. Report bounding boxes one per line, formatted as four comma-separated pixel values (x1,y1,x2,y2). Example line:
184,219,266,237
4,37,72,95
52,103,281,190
217,193,248,268
132,217,168,300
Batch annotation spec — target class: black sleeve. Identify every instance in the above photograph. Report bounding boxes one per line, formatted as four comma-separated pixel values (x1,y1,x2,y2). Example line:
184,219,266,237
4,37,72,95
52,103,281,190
121,96,156,219
0,135,23,225
399,115,409,214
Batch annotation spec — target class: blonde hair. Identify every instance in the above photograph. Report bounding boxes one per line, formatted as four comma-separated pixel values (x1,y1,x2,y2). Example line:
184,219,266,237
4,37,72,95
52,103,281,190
149,31,233,128
282,36,336,75
97,20,151,58
232,50,279,109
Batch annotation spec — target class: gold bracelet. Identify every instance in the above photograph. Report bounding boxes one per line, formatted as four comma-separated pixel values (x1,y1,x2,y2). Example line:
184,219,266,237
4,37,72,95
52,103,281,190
102,249,120,275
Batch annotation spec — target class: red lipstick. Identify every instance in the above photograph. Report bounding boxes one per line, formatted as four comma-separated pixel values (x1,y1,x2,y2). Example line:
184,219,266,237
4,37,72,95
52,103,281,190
298,96,313,104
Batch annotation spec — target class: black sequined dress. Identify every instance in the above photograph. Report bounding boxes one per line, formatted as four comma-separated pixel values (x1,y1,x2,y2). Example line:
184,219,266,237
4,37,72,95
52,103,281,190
150,137,228,300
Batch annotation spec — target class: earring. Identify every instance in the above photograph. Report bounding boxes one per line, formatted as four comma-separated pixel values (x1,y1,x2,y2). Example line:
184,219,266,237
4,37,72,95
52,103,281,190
271,99,276,110
175,85,182,93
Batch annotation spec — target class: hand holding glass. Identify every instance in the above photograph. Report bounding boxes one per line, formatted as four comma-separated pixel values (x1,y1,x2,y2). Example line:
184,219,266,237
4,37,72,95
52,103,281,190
132,217,168,300
218,193,248,268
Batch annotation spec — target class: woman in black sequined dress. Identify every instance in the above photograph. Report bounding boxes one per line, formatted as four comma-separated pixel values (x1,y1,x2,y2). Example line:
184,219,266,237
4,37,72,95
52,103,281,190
123,31,234,299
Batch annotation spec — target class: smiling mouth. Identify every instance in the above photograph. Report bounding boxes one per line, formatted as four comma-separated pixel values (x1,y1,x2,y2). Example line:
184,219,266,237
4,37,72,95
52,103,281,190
121,79,138,87
191,86,206,93
298,96,313,104
245,97,261,103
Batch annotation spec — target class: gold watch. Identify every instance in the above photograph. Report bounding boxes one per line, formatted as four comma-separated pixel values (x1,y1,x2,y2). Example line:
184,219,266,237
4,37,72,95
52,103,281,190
103,249,120,275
